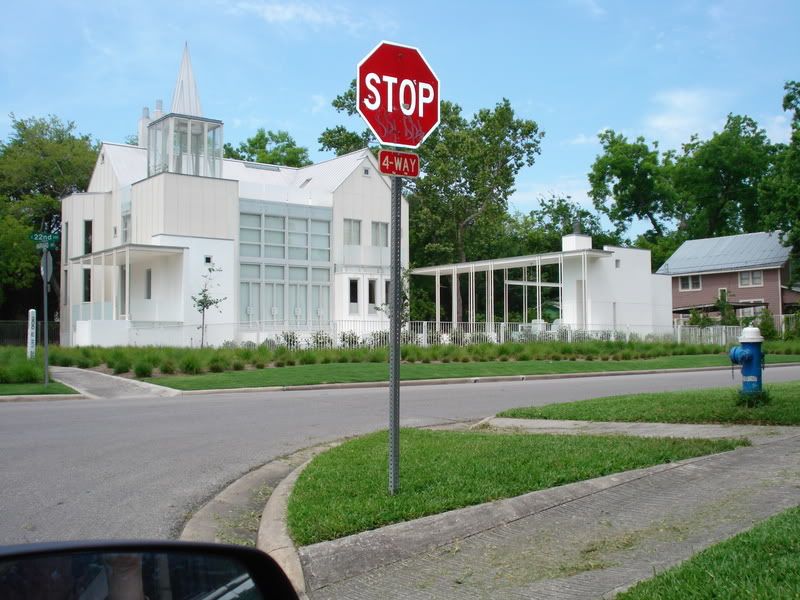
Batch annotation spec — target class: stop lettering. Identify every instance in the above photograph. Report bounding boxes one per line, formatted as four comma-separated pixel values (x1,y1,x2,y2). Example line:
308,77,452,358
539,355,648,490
362,74,436,118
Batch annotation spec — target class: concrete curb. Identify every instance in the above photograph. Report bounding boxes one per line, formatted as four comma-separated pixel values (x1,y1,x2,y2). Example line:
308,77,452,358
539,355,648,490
0,393,86,403
170,361,800,396
257,445,338,599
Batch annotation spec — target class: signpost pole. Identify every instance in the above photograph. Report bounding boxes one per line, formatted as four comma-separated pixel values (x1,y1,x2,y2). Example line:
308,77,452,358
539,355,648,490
42,249,50,386
388,175,402,495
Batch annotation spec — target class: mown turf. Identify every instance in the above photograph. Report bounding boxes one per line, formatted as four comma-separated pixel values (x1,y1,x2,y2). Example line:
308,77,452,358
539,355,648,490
145,354,800,390
0,382,78,395
498,380,800,426
619,505,800,599
287,429,746,546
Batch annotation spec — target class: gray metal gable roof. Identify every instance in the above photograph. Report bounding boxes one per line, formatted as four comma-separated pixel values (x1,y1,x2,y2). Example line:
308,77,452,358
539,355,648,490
657,231,790,275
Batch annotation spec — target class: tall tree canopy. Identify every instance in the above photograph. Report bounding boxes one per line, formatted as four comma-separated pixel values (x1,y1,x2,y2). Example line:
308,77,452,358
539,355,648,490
224,129,312,167
0,114,97,315
317,80,376,155
588,130,674,236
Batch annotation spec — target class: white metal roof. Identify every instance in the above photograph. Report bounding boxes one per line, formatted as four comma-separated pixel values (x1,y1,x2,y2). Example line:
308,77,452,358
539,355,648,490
171,44,202,117
412,249,611,276
657,231,790,276
102,143,148,187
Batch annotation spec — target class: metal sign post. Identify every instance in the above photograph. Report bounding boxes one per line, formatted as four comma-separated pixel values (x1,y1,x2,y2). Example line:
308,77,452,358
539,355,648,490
39,248,54,386
388,175,403,494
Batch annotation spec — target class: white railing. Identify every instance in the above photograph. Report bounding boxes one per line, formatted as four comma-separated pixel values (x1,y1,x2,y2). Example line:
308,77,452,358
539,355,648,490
108,319,765,349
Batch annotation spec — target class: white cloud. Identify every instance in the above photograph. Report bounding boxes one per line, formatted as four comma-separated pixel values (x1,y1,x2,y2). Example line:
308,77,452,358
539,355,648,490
763,113,791,145
310,94,326,114
643,88,728,148
564,133,593,146
568,0,606,17
228,2,392,34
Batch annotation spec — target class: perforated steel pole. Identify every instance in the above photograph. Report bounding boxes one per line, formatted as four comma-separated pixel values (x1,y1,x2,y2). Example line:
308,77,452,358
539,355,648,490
389,175,402,495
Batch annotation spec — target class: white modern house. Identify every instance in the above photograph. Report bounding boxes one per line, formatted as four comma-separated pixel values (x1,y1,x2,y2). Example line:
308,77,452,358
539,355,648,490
411,232,673,337
60,47,406,347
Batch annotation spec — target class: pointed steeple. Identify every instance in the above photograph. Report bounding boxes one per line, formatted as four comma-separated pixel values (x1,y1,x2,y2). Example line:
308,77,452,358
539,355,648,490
171,43,202,116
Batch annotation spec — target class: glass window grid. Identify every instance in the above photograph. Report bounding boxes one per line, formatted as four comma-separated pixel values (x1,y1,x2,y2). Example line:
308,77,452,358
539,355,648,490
371,222,388,247
240,214,330,262
739,270,763,287
344,219,361,245
679,275,701,291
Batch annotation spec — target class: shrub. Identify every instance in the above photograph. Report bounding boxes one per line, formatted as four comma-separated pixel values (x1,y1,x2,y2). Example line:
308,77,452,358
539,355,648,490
757,308,779,340
221,340,238,349
159,359,176,375
253,360,266,369
133,362,153,378
339,331,361,348
75,357,92,369
232,360,245,371
208,358,226,373
180,354,203,375
7,360,41,383
310,331,334,349
113,359,131,375
297,351,317,365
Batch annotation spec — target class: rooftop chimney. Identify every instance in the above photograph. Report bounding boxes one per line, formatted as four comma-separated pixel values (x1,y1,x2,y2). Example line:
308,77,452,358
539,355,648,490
137,106,150,149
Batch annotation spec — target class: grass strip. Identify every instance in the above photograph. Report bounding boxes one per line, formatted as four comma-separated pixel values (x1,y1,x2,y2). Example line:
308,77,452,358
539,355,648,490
619,505,800,599
498,380,800,426
145,354,800,390
287,429,746,546
0,382,78,396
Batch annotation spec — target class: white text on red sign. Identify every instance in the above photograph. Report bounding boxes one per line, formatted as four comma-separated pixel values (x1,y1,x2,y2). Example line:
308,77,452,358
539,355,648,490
363,74,436,118
379,150,420,178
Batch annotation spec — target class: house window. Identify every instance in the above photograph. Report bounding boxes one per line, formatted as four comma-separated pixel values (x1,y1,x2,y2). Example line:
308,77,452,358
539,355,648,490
349,279,359,314
739,270,763,288
145,269,152,300
63,269,68,306
679,275,701,291
737,301,764,318
344,219,361,245
368,279,377,314
718,288,728,301
385,280,391,304
205,255,213,264
363,167,370,176
82,269,91,302
615,259,621,269
121,214,130,243
371,222,389,247
63,222,69,258
83,220,93,254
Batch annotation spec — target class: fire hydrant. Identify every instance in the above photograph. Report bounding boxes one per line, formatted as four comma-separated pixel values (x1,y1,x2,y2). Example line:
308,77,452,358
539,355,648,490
729,326,765,395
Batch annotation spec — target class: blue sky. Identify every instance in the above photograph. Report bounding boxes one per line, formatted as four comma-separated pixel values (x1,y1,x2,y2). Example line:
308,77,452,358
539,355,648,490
1,0,798,230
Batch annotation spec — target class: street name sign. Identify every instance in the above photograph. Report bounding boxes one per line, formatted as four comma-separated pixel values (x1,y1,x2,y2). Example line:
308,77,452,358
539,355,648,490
29,232,59,243
357,41,440,149
378,150,420,178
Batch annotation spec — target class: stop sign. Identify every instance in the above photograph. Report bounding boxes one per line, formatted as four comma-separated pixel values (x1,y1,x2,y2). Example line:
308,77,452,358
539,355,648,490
357,41,440,149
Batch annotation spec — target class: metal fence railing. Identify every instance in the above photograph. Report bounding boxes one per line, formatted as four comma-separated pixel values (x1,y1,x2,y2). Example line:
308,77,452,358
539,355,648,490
0,321,60,346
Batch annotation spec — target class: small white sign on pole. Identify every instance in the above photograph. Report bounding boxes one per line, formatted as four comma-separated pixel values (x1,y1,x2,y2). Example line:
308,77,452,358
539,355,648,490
27,309,36,360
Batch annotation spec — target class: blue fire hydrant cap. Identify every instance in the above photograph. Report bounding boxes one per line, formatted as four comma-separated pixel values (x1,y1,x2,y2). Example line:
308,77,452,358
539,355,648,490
739,326,764,343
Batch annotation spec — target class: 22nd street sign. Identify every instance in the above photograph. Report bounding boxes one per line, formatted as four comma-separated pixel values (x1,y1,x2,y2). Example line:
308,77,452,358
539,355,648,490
357,41,440,149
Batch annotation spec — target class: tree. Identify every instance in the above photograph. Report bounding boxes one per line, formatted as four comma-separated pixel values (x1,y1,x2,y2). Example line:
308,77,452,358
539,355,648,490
191,265,227,348
224,129,312,167
317,80,377,155
410,99,543,320
671,115,773,238
762,81,800,274
0,114,97,317
589,130,674,237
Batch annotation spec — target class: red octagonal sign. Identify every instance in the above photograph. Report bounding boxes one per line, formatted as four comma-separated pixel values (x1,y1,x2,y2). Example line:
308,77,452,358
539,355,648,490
357,41,440,149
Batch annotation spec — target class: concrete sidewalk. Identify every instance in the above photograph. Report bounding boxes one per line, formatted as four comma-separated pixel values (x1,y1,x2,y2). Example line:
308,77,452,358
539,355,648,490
50,366,179,399
299,422,800,599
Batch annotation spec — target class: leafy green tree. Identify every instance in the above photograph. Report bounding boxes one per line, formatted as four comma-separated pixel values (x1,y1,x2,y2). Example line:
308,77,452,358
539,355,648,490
317,80,377,155
671,115,773,238
762,81,800,273
631,230,687,272
757,307,779,340
0,114,97,316
224,129,312,167
589,130,674,236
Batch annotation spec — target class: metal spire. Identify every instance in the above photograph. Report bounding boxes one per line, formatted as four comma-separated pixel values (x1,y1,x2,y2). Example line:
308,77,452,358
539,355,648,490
171,43,202,116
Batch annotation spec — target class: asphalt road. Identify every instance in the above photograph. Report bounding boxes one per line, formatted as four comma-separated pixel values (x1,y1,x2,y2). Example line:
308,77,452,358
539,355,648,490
2,366,799,545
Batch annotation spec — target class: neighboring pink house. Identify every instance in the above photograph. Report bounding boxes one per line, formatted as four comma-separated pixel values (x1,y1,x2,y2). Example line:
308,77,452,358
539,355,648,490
657,232,800,320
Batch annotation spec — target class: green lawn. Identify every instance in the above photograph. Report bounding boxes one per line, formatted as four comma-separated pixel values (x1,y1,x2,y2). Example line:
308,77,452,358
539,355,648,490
287,429,747,546
619,505,800,599
145,354,800,391
498,380,800,426
0,382,78,396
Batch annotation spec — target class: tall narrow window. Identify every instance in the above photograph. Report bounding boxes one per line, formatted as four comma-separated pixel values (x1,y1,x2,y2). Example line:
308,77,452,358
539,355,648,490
344,219,361,245
368,279,377,314
349,279,359,314
371,222,389,247
63,269,68,306
82,269,91,302
63,222,69,259
385,280,391,304
83,220,93,254
145,268,152,300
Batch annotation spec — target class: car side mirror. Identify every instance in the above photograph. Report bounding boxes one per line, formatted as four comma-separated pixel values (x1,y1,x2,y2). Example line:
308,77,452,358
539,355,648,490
0,540,299,600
